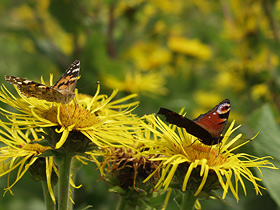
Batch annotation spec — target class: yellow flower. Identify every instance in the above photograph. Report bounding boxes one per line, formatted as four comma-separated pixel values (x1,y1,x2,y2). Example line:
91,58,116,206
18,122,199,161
125,42,172,70
0,77,140,149
103,70,168,96
168,36,212,60
193,91,223,118
0,122,57,203
10,4,73,55
221,1,266,42
139,114,277,204
215,65,246,92
194,91,222,108
251,83,272,101
152,0,184,14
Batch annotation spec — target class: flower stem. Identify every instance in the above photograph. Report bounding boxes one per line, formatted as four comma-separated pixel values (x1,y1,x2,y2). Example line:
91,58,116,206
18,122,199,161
116,195,125,210
42,180,55,210
181,191,197,210
57,155,73,210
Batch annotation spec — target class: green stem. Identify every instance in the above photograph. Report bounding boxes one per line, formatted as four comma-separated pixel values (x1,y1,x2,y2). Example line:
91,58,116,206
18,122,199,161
42,180,56,210
116,195,125,210
67,158,81,210
57,155,73,210
181,191,197,210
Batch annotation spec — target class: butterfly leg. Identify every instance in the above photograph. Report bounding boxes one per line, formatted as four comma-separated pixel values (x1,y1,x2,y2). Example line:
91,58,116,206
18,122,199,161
51,102,55,112
64,102,71,119
206,147,211,159
206,142,214,159
216,140,222,157
73,94,79,107
186,138,198,147
74,95,79,111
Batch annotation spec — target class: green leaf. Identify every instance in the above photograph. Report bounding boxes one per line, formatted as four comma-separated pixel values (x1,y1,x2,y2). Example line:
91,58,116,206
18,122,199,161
247,104,280,207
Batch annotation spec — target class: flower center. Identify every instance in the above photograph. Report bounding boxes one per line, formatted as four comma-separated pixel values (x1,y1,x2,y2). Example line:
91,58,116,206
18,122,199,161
42,104,99,129
184,144,228,167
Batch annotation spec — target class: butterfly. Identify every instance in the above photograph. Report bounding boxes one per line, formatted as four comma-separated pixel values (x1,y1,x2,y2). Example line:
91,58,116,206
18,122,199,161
5,60,80,104
158,99,231,145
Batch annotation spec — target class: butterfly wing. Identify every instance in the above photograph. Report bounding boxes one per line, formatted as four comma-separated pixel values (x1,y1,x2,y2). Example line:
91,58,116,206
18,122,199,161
193,99,231,139
4,75,64,102
158,99,231,145
51,60,80,92
158,108,213,141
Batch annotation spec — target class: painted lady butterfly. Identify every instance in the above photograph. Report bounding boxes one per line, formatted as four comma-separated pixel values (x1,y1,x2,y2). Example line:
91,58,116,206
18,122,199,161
5,60,80,104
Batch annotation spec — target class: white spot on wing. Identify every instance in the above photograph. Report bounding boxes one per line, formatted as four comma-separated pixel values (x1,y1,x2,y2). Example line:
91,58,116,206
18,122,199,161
72,69,79,73
23,80,32,84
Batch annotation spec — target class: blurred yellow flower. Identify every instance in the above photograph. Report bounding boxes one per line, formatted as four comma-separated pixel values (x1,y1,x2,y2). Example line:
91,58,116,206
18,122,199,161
10,5,36,28
36,0,50,12
194,91,222,108
104,70,168,96
10,3,73,55
251,83,272,101
193,0,212,14
115,0,145,17
221,1,266,42
250,48,279,73
152,0,184,14
215,66,246,92
154,20,166,34
168,36,212,60
125,42,171,70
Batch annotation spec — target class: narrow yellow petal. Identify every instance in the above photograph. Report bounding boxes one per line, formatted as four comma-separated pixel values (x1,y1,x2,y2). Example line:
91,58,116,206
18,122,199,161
55,128,69,149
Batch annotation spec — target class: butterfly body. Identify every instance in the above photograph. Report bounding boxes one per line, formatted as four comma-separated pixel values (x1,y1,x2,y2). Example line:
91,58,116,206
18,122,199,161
5,60,80,104
158,99,231,145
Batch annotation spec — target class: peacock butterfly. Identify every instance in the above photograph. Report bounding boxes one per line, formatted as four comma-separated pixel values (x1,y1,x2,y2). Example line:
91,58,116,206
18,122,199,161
158,99,231,145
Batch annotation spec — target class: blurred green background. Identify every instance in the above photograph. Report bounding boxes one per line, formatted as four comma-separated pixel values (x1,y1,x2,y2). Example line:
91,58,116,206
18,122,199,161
0,0,280,209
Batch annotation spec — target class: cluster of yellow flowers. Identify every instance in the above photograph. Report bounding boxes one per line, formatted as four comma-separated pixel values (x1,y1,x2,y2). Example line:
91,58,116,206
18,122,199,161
0,63,276,209
2,0,280,208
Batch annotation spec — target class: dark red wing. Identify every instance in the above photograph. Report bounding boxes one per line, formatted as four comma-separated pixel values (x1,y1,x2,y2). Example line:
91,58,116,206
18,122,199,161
193,99,230,139
158,108,213,143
